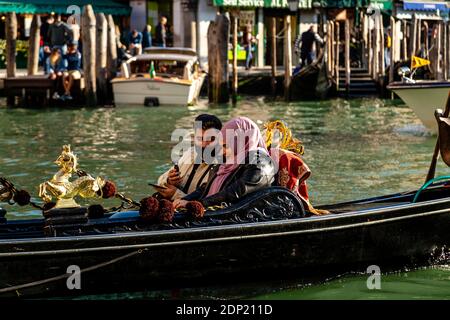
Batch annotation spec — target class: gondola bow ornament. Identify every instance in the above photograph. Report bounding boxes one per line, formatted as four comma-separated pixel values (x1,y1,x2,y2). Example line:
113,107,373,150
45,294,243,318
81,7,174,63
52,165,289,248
38,145,109,209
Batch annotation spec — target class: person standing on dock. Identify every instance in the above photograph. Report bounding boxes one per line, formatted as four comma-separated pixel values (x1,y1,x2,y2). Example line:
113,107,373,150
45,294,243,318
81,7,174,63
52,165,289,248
61,43,82,101
47,15,70,55
39,15,54,66
155,16,168,48
243,25,256,70
66,16,81,46
294,25,324,69
142,25,153,50
128,29,143,56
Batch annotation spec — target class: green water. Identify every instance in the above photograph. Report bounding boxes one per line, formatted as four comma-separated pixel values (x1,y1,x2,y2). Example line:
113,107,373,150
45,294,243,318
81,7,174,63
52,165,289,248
1,97,449,299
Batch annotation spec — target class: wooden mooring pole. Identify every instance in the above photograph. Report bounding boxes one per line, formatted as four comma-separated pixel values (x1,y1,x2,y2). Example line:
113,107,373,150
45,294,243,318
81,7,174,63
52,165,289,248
106,14,117,78
441,22,449,80
379,17,385,83
411,14,418,57
284,15,292,101
270,17,277,96
96,13,108,105
6,12,17,79
207,13,230,104
82,5,97,107
231,12,238,104
335,21,340,91
368,18,373,78
402,20,408,61
330,21,335,78
344,19,350,94
437,21,442,80
27,15,41,76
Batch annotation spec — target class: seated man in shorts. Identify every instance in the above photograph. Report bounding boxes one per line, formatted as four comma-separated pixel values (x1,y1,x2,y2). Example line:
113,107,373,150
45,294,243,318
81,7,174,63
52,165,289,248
62,42,82,100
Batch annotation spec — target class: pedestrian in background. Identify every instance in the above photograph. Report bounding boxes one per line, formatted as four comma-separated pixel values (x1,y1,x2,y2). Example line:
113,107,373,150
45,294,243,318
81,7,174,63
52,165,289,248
47,15,70,55
243,25,256,70
66,16,80,46
155,16,168,47
142,25,153,49
128,29,143,56
294,25,324,69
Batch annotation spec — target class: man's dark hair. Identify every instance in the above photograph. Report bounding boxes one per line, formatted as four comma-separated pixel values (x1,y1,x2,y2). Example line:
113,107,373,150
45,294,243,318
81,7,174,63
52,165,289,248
195,114,222,131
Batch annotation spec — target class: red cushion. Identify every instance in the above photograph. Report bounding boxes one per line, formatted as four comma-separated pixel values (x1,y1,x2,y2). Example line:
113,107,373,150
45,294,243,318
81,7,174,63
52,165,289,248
271,149,311,201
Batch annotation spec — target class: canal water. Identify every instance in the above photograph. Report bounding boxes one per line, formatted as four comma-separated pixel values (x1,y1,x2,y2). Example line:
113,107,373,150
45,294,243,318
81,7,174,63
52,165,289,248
1,97,449,299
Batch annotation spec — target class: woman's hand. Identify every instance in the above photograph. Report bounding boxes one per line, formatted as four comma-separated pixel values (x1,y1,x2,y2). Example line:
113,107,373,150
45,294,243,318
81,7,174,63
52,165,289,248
173,199,188,209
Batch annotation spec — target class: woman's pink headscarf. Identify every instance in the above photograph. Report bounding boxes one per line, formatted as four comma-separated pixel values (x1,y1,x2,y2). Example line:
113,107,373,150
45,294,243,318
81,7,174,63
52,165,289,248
206,117,267,196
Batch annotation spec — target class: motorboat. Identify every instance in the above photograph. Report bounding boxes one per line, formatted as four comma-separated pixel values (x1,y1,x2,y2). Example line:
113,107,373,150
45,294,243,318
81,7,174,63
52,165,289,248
387,79,450,133
111,47,205,106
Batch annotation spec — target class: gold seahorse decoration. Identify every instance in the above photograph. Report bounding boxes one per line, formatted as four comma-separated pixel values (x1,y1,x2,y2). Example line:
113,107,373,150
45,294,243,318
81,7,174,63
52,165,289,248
38,145,106,209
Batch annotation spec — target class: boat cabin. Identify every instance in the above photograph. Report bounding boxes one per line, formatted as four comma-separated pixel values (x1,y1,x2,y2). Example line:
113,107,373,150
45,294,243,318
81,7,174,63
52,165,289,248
120,47,200,82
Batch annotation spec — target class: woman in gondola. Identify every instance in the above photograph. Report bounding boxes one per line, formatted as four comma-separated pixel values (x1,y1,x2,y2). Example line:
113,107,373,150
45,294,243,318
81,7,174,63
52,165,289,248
173,117,275,209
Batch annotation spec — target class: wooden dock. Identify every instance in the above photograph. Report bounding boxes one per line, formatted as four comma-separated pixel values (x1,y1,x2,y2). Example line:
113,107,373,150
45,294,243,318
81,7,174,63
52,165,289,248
3,75,85,108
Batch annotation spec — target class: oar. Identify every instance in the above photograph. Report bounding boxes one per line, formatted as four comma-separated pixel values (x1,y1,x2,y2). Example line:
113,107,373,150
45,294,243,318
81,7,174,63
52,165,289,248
425,90,450,183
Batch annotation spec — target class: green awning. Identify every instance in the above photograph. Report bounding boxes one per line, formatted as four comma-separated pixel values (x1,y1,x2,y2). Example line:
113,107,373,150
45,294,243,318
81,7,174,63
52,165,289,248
213,0,369,8
0,0,131,15
213,0,313,8
369,0,392,11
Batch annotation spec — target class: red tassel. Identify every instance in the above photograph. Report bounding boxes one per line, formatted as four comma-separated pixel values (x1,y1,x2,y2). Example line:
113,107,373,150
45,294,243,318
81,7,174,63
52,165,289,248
186,201,205,219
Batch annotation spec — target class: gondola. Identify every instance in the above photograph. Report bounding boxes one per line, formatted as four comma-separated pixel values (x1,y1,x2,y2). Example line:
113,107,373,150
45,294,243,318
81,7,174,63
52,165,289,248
2,112,450,299
1,181,450,298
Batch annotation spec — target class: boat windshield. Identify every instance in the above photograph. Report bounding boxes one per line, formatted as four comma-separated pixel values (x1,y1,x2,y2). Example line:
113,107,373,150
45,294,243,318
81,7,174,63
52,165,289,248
129,59,188,78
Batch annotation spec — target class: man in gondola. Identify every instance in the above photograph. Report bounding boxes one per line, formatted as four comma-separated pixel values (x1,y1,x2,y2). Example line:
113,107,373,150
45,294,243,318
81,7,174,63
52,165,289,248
157,114,223,201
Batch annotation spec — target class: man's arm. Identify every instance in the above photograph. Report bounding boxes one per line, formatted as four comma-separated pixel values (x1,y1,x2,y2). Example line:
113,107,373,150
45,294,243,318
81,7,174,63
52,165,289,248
294,35,302,53
315,33,324,45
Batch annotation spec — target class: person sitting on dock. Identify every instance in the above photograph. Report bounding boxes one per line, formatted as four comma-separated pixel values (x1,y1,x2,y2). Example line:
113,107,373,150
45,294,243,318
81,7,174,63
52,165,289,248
174,117,275,209
61,43,82,101
45,48,65,99
128,29,143,56
157,114,223,201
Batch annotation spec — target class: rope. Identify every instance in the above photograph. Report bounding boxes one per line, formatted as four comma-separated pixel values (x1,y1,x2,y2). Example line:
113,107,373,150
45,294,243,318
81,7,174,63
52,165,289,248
412,175,450,203
0,249,146,295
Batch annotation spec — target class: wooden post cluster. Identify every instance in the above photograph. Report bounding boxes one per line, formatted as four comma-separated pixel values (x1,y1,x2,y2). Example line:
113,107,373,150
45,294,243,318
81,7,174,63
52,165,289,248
207,12,230,104
27,15,41,76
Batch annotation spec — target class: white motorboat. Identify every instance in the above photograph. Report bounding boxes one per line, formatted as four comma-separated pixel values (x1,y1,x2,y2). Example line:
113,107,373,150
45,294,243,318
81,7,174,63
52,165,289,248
387,80,450,133
112,47,205,106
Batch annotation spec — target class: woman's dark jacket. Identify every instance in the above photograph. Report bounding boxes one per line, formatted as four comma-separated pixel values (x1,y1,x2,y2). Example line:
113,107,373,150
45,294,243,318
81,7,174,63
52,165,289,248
183,149,275,207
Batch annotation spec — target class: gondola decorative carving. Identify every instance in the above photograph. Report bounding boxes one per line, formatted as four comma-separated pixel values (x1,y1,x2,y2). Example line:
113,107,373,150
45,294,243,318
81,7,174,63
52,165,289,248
38,145,111,209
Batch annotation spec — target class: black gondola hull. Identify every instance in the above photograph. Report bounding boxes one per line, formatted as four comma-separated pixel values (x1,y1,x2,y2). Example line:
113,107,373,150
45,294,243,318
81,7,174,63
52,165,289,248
1,187,450,298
